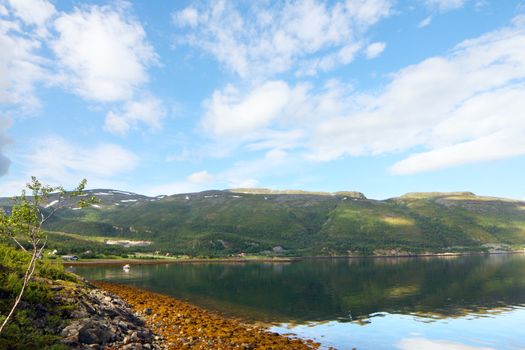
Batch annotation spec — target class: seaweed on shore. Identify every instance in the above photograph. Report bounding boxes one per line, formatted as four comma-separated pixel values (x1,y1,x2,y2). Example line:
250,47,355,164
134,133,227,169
94,281,321,350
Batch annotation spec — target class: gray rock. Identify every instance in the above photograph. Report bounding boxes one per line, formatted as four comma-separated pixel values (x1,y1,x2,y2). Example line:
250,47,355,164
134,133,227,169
101,306,120,318
129,331,140,342
70,308,89,319
118,320,130,331
58,283,161,350
60,323,80,340
78,321,114,344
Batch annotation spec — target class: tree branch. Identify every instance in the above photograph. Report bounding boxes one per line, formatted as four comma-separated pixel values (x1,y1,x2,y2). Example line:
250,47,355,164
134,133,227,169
40,195,65,226
10,237,27,253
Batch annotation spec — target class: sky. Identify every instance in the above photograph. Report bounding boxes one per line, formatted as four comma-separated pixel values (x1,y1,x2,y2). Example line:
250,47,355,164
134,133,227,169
1,0,525,199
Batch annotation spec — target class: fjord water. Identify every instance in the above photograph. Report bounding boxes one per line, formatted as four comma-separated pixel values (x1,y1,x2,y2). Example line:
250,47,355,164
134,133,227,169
74,255,525,349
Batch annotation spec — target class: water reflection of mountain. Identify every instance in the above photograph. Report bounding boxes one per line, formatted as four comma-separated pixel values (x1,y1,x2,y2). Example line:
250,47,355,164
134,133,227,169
76,254,525,324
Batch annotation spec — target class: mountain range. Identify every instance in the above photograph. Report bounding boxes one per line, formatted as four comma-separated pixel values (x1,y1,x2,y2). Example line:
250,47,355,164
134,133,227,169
2,189,525,257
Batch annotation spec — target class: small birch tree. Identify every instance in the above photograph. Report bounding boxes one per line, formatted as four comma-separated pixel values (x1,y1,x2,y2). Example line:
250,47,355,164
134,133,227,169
0,177,96,334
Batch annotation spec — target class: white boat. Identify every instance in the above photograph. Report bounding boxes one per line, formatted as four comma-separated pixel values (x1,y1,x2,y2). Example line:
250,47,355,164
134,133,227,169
123,264,130,271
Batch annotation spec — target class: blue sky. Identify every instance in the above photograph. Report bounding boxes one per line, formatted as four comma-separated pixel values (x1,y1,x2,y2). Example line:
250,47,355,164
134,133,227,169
1,0,525,199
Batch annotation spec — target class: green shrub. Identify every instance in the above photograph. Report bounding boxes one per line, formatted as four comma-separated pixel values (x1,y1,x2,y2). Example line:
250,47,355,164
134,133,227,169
0,244,77,348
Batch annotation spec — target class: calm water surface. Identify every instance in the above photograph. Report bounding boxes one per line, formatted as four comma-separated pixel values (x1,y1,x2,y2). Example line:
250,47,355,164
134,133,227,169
74,254,525,349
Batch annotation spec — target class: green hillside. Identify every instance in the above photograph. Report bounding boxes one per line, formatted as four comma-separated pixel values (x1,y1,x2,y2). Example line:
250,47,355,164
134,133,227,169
6,189,525,257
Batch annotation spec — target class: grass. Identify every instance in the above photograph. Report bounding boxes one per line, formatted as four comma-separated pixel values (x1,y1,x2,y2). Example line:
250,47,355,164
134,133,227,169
0,243,77,349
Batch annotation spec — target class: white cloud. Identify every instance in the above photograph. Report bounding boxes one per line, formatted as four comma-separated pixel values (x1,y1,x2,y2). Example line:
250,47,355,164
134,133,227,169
0,179,27,197
140,181,205,196
474,0,488,11
365,41,386,59
220,148,291,189
187,170,215,184
166,148,196,162
52,4,157,102
0,5,8,16
229,178,259,188
152,149,293,195
418,16,432,28
0,118,11,176
0,15,47,112
172,0,393,78
145,148,303,195
202,79,351,146
7,0,56,28
308,17,525,170
424,0,468,12
1,1,163,135
346,0,392,26
25,137,139,185
202,81,294,137
390,130,525,174
0,151,9,175
172,7,199,27
246,129,305,152
297,42,362,76
390,85,525,174
140,170,217,196
104,95,166,135
201,17,525,174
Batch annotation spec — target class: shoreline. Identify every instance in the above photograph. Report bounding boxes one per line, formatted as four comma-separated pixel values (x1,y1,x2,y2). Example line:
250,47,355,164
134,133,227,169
92,281,321,349
61,250,525,266
62,257,298,266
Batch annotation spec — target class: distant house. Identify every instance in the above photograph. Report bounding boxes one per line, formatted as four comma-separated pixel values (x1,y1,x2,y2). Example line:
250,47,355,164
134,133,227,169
61,255,79,261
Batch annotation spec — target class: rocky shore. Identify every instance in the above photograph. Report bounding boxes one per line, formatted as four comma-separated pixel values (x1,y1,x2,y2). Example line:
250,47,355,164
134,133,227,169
3,275,320,349
56,280,161,349
93,281,320,350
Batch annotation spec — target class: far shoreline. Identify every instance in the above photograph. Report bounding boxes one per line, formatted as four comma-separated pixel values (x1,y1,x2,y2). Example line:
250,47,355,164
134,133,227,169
60,250,525,266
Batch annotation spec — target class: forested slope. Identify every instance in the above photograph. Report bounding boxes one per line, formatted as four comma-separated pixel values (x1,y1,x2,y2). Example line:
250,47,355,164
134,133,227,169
3,189,524,256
